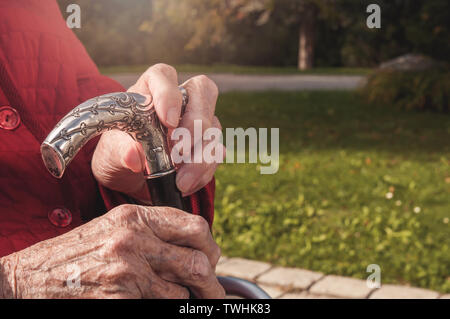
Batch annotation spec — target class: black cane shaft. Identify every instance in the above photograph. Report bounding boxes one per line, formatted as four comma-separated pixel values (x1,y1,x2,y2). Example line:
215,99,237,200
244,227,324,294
145,171,195,297
146,172,186,211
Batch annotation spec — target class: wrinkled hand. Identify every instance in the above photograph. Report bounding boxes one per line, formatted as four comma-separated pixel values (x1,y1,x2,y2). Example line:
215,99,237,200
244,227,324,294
92,64,225,201
0,204,224,299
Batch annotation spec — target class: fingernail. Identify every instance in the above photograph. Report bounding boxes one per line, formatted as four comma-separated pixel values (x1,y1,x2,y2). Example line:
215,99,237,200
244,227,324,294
177,171,196,193
166,107,179,127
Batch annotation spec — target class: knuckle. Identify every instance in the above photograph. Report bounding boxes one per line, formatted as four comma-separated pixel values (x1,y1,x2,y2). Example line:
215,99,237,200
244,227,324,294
200,171,215,186
194,75,219,95
194,74,211,85
189,215,210,236
108,229,135,252
112,204,136,220
189,250,212,282
151,63,177,77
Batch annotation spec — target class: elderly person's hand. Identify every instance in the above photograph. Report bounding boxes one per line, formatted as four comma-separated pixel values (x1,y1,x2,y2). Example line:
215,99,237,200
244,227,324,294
0,204,225,299
91,64,225,202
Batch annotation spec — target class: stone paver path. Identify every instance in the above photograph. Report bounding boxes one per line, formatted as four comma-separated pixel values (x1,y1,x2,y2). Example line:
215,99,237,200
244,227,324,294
369,284,440,299
109,73,366,92
216,257,447,299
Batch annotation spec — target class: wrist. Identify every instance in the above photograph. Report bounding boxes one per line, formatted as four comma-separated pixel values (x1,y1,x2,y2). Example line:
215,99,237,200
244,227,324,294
0,254,17,299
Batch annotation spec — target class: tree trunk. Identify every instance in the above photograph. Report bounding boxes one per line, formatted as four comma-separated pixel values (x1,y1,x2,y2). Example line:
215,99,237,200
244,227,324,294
298,5,317,70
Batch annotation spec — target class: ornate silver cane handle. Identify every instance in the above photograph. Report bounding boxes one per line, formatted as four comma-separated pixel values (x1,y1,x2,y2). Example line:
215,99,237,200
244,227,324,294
41,87,189,179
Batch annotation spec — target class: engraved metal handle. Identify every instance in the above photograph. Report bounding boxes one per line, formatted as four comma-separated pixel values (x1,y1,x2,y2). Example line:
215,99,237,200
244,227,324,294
41,89,188,180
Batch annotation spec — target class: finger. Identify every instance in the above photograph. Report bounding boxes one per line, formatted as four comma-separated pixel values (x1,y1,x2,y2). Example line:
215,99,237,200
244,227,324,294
142,268,190,299
171,115,222,168
175,162,221,198
136,206,221,268
128,63,182,128
97,226,189,299
175,116,225,195
92,130,150,200
174,112,212,158
149,242,225,299
95,130,144,172
181,75,218,120
177,161,218,197
175,75,219,154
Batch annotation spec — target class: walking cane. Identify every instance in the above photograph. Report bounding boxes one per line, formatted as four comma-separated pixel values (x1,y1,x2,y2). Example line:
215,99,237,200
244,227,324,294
40,89,270,299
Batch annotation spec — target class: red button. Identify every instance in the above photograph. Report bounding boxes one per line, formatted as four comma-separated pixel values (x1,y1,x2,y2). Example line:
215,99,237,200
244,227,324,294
48,207,72,227
0,106,21,130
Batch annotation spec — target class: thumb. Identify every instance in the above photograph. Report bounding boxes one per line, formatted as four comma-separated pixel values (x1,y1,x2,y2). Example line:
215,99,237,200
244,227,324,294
120,140,145,173
92,130,149,200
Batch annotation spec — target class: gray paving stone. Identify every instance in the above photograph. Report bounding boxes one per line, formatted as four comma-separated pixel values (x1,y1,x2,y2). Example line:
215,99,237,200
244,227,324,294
258,284,286,299
215,258,272,281
280,291,337,299
257,266,323,290
370,284,440,299
309,275,373,298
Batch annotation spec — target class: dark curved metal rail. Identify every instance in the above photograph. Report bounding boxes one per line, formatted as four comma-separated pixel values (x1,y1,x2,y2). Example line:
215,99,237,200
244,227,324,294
218,276,271,299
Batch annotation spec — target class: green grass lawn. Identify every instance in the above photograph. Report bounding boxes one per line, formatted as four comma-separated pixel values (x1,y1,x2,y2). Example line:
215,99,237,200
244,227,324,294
213,91,450,292
100,64,372,76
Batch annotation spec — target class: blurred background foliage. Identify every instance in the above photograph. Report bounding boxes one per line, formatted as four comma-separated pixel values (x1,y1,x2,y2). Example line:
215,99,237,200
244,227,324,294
57,0,449,68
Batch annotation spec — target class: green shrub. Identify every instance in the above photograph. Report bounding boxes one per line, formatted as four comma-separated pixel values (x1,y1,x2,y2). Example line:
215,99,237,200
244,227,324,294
361,69,450,112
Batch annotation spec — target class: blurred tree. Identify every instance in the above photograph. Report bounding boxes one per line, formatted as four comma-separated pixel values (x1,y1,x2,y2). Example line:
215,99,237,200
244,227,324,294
58,0,154,66
56,0,449,68
155,0,337,70
231,0,325,70
139,0,232,63
336,0,450,66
